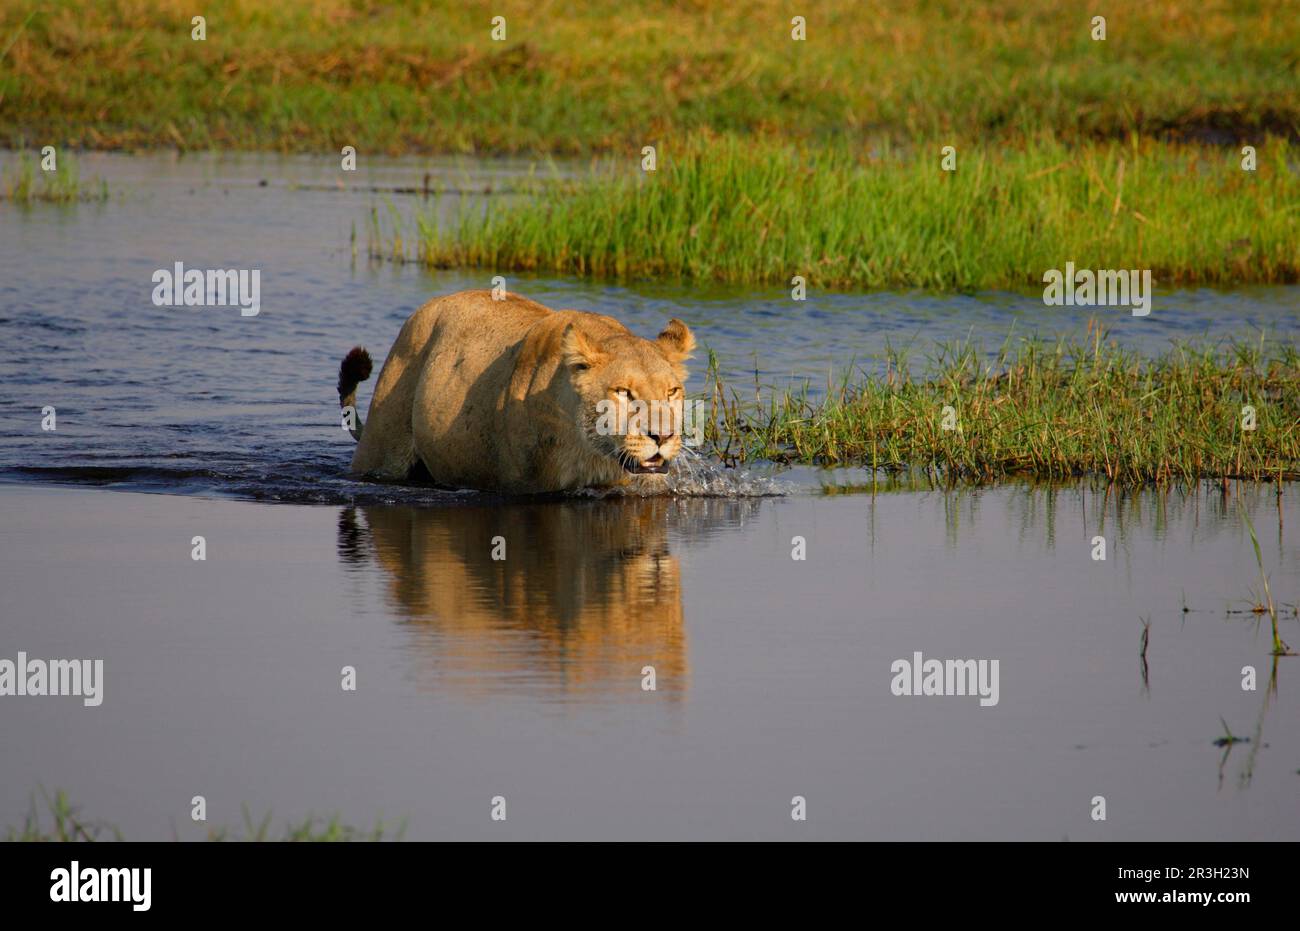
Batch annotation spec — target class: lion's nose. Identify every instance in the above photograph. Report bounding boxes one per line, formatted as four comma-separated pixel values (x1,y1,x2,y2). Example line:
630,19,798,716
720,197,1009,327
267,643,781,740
649,431,672,445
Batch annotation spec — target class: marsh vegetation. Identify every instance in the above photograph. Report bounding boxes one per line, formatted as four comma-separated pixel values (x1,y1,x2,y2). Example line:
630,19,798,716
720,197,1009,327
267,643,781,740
699,328,1300,484
393,134,1300,290
0,152,107,203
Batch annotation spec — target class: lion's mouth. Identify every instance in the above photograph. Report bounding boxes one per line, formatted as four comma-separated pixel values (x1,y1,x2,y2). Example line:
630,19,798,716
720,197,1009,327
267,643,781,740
621,453,668,475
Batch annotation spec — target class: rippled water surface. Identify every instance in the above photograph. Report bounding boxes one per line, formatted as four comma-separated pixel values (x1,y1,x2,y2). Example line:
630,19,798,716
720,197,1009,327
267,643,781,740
1,152,1298,840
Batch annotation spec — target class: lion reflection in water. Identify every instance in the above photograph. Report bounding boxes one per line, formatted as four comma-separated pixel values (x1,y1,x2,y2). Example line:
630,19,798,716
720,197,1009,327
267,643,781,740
337,497,752,701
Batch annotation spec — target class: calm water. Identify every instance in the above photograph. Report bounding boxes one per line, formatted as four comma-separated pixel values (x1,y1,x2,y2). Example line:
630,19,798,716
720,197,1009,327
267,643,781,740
1,152,1298,839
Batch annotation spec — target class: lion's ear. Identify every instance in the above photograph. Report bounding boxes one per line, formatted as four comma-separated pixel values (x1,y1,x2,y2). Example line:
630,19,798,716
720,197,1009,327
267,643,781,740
561,323,607,371
657,318,695,361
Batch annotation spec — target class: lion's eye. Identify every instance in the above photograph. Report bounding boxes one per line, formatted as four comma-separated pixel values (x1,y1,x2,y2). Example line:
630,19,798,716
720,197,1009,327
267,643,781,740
668,386,683,398
613,387,630,399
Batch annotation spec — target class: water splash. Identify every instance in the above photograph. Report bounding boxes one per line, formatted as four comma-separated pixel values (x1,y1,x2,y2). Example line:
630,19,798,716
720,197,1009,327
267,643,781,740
578,447,791,499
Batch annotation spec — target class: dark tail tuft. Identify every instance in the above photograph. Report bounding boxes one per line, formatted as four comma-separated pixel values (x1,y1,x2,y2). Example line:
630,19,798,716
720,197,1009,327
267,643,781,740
338,346,373,405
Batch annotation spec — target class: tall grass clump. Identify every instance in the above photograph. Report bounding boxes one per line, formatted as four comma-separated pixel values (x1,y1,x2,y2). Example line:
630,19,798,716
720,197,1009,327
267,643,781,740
406,134,1300,290
702,330,1300,485
1,152,107,203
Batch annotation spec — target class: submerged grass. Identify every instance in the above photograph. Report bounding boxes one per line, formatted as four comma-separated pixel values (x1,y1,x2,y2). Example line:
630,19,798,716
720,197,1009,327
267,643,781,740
2,1,1297,154
401,134,1300,290
700,328,1300,485
1,151,107,203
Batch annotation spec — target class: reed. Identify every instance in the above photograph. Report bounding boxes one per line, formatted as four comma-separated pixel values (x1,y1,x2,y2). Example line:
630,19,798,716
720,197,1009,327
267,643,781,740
1238,504,1294,655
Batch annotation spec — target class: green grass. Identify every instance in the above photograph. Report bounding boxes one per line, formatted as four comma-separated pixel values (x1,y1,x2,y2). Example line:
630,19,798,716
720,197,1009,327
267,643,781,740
699,328,1300,485
394,134,1300,290
1,151,108,203
1,0,1296,155
5,789,123,842
1239,504,1294,655
5,788,406,842
7,2,1296,289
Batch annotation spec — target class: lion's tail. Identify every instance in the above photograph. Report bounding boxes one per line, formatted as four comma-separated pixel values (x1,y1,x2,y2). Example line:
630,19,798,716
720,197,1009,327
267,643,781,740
337,346,372,442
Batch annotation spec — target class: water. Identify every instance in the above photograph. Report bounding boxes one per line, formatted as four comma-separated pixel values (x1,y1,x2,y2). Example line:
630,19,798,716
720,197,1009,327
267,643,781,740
3,481,1297,840
1,150,1296,501
1,151,1298,840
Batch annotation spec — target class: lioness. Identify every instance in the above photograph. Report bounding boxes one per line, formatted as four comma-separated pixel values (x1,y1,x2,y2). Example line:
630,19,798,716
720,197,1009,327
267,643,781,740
337,289,695,493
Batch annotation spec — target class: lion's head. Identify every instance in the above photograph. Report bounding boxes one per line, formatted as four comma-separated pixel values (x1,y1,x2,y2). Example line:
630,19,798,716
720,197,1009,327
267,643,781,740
561,318,696,478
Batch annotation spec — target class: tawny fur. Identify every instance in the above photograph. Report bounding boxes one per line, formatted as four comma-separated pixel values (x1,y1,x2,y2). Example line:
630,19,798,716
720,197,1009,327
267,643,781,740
346,499,687,694
340,289,694,493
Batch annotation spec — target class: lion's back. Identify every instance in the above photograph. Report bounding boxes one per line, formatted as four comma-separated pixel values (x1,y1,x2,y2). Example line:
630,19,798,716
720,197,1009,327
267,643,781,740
351,291,548,478
353,289,632,491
